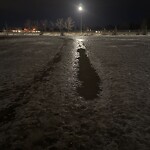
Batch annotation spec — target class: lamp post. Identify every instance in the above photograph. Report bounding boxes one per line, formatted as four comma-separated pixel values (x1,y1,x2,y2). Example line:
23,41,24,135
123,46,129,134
78,5,83,34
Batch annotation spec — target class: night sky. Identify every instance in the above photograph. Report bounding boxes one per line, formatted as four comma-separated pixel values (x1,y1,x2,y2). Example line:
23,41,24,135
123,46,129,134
0,0,150,29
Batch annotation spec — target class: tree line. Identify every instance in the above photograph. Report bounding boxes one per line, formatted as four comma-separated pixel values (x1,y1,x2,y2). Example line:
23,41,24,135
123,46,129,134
24,17,74,33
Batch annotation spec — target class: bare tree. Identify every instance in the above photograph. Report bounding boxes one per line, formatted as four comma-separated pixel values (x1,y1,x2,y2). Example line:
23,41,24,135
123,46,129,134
40,20,48,31
32,20,39,30
49,21,55,31
24,20,32,29
65,17,74,32
141,19,148,35
56,18,64,35
112,26,117,35
44,19,49,31
4,22,8,36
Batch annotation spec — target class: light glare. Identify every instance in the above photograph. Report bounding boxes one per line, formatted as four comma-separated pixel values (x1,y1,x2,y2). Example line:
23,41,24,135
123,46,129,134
78,6,83,11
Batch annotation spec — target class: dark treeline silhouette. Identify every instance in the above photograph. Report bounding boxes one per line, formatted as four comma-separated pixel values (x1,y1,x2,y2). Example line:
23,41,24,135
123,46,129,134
1,18,150,35
24,17,74,33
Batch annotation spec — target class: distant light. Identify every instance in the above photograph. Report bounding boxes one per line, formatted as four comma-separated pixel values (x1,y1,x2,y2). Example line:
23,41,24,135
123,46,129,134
24,28,28,31
12,30,17,33
78,6,83,11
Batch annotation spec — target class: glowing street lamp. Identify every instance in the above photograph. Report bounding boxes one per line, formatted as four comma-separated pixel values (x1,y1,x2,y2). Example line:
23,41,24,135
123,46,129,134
78,6,83,11
78,5,83,34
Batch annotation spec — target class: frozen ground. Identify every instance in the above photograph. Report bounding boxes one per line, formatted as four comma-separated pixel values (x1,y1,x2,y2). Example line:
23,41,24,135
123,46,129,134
0,35,150,149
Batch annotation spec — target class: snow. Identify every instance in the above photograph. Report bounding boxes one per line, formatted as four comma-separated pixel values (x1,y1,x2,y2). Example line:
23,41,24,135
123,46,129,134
84,36,150,149
0,35,150,149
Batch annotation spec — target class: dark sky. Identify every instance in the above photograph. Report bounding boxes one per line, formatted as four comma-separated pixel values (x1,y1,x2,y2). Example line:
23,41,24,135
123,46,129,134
0,0,150,28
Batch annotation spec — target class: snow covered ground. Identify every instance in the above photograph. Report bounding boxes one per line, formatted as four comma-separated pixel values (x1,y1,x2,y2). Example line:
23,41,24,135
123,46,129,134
0,35,150,149
84,36,150,150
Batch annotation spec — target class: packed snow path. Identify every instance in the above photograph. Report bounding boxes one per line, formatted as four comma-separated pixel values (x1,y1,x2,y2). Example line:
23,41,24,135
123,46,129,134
0,35,150,150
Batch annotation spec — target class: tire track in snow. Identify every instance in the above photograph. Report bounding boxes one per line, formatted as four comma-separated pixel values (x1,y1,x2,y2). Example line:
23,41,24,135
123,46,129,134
0,41,66,124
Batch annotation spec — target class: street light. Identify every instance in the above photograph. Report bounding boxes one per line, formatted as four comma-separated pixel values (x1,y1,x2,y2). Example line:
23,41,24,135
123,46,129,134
78,5,83,34
78,6,83,11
